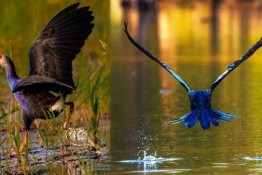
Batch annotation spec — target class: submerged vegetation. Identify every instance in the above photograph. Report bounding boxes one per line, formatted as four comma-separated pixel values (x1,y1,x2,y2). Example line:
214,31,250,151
0,0,110,174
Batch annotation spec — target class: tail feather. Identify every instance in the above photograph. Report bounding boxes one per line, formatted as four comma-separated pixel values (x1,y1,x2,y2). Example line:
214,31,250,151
212,109,235,119
200,110,211,129
199,110,210,129
206,110,219,126
209,109,228,122
188,110,200,128
166,108,235,129
166,115,186,124
183,110,198,126
166,110,199,128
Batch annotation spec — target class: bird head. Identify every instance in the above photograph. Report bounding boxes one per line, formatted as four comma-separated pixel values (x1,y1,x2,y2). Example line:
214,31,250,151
0,55,11,69
189,89,212,110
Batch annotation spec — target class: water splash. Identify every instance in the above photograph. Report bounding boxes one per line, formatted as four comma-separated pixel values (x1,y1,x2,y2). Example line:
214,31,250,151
119,151,182,172
119,151,181,164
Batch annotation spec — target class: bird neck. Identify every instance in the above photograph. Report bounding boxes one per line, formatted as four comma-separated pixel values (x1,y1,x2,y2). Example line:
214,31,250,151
4,58,21,90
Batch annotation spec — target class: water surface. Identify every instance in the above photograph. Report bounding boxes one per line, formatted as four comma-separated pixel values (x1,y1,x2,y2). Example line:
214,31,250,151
110,0,262,174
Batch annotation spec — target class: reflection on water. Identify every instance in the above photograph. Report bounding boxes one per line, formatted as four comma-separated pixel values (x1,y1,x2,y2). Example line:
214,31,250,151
111,0,262,174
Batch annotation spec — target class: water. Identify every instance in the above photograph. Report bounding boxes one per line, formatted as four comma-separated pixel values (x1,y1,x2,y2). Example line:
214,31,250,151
118,151,183,173
110,0,262,174
2,0,262,174
119,151,181,164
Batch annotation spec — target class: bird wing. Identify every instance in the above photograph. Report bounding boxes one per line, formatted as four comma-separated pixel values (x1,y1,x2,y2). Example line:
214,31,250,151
210,38,262,92
123,22,191,92
12,75,75,93
13,3,94,93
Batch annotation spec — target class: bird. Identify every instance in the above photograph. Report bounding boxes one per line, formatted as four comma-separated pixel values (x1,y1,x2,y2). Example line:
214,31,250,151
123,22,262,130
0,3,94,153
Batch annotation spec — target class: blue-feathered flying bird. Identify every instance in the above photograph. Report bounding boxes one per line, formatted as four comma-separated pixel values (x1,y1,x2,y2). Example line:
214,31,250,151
123,22,262,130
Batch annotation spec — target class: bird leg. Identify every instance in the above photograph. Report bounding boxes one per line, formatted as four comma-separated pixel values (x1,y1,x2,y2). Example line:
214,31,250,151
19,130,29,153
63,102,74,128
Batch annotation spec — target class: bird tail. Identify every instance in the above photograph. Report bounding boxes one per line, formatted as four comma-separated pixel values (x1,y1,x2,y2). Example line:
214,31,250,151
166,109,235,130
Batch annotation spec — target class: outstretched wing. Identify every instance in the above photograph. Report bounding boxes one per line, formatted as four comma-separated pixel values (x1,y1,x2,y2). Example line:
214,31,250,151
210,38,262,92
13,3,94,93
123,22,191,92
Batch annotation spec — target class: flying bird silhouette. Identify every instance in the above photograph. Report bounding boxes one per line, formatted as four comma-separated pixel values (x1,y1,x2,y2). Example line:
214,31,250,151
0,3,94,153
123,21,262,130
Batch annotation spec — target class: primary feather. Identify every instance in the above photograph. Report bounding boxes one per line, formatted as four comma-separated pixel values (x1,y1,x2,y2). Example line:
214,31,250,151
13,3,94,94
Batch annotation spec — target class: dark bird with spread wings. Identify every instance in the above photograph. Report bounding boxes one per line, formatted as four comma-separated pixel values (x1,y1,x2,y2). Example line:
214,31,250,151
0,3,94,153
123,22,262,130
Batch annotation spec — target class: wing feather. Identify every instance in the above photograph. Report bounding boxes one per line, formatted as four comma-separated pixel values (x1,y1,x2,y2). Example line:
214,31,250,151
123,21,191,92
210,38,262,91
13,3,94,93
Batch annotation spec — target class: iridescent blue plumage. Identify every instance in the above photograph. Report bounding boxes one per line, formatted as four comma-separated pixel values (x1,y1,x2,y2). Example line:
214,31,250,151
123,21,262,130
166,90,235,129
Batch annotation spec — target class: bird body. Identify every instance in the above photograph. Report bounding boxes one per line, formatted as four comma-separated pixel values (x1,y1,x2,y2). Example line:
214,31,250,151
180,89,234,129
123,22,262,130
0,56,61,120
15,91,63,127
0,3,94,153
189,90,211,110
